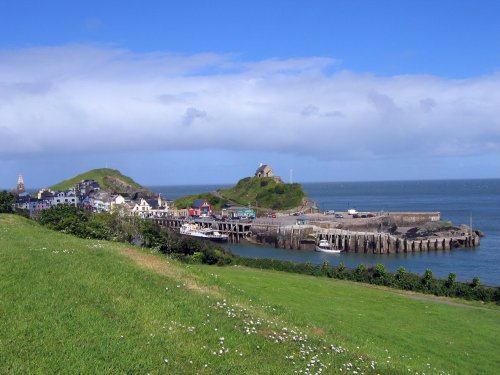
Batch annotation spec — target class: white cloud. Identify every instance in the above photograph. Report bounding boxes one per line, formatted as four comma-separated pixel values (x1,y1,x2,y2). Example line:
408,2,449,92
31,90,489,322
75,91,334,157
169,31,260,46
0,44,499,161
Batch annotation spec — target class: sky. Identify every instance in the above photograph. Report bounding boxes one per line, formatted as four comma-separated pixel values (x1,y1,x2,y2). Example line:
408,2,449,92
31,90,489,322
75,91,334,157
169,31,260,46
1,0,499,188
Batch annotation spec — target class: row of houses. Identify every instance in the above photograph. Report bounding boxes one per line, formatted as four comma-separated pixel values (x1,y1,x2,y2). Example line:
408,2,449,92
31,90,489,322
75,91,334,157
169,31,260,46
13,178,221,219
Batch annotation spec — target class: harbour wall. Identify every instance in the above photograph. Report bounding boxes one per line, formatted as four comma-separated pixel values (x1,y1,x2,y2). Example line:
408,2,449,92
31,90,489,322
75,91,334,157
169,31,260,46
150,216,479,253
251,224,480,253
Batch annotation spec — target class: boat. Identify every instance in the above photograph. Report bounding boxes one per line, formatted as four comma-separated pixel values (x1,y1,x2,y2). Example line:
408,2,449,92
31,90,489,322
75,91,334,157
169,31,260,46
315,239,342,253
180,223,229,242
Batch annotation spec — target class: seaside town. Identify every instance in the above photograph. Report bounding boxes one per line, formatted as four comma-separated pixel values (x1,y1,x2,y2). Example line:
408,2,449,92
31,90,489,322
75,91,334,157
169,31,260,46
6,165,480,255
9,166,278,220
12,174,174,218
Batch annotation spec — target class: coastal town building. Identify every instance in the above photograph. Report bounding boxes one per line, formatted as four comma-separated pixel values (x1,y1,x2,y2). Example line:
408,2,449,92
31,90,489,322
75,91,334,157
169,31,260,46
37,189,55,200
254,164,283,183
131,196,169,218
188,199,213,217
255,164,273,178
76,179,101,196
223,207,256,219
49,191,80,207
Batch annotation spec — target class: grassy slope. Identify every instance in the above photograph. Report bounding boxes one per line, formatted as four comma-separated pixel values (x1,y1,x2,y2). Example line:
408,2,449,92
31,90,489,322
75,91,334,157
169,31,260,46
49,168,143,191
1,214,499,374
218,177,305,210
201,266,500,375
174,193,227,211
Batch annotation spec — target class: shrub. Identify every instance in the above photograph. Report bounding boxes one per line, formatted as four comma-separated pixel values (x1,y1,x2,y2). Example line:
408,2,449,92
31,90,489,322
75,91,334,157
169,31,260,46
422,269,433,288
396,266,406,280
373,264,387,278
0,191,15,213
472,276,481,288
322,261,329,275
446,273,457,288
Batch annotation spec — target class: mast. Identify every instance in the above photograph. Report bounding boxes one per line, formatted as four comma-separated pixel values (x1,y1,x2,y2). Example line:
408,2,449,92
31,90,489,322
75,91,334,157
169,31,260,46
470,212,473,237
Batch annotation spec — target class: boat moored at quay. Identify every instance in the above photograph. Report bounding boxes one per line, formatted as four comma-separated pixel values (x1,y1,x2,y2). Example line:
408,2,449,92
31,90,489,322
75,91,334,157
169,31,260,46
180,223,229,242
315,239,342,254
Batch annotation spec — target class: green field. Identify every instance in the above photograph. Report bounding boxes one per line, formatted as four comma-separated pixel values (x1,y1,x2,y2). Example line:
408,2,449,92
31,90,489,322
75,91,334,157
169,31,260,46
1,214,499,374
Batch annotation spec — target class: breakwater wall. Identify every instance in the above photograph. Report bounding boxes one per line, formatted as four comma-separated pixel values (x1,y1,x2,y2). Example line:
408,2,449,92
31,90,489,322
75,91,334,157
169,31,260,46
251,224,480,253
308,212,441,231
149,217,480,253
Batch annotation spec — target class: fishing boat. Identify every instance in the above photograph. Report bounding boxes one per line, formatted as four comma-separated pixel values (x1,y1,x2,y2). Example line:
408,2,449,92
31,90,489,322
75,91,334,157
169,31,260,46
315,239,341,253
180,223,229,242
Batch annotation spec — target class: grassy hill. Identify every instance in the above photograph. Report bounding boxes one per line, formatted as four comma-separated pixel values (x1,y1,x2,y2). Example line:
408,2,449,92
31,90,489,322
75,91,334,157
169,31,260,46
174,193,227,211
218,177,306,210
1,214,499,374
49,168,147,194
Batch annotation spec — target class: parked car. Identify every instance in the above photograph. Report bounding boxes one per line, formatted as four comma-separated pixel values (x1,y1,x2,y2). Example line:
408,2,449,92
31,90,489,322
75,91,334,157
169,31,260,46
335,213,343,218
352,214,359,218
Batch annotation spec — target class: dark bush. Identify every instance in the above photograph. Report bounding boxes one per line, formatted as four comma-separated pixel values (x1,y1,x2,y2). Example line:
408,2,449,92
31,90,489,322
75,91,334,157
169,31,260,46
0,191,15,213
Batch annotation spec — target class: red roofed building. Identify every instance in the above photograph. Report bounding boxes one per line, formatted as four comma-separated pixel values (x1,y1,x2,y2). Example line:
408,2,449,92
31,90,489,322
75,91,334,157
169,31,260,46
188,199,213,217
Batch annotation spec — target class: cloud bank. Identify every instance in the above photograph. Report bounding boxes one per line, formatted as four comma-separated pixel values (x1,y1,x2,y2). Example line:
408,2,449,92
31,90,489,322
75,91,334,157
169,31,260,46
1,45,499,161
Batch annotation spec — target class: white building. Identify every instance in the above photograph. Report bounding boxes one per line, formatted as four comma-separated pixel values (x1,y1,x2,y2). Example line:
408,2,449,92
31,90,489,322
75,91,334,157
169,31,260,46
49,191,79,207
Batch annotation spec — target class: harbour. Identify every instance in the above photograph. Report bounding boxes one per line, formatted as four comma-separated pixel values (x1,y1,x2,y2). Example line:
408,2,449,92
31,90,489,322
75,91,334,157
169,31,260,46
152,178,500,286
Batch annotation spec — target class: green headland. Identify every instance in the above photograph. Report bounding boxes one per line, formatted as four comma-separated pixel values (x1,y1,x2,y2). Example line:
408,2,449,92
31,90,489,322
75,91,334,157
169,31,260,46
49,168,144,193
174,176,306,211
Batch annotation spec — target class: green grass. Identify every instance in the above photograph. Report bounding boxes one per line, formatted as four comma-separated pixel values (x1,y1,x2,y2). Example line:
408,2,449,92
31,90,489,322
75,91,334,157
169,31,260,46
218,177,306,210
1,214,499,374
199,266,500,375
49,168,143,191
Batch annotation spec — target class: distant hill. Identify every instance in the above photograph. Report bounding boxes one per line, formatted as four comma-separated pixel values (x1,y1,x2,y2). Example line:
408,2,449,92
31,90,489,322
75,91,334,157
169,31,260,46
49,168,154,197
219,176,306,210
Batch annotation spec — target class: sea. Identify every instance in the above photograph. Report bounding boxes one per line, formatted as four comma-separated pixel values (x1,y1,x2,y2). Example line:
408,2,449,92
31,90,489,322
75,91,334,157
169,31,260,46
150,179,500,287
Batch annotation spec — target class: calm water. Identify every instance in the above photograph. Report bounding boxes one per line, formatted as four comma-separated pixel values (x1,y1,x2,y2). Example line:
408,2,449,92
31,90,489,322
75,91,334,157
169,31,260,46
151,179,500,286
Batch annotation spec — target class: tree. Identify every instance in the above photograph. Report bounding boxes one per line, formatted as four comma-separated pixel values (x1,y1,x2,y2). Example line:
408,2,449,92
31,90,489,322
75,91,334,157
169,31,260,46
374,264,387,278
472,276,481,288
396,266,407,280
422,268,433,288
0,191,15,213
446,272,457,288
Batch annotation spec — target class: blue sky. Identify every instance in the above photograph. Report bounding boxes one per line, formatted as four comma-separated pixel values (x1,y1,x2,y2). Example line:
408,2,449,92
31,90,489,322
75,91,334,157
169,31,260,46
1,0,499,188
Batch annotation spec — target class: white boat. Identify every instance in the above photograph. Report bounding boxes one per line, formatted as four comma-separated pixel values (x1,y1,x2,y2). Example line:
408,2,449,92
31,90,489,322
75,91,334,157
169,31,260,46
180,223,229,242
315,239,341,253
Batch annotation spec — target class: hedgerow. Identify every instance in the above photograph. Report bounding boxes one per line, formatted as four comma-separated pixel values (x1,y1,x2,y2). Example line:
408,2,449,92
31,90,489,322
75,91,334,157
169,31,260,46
232,257,500,304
